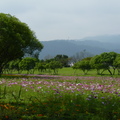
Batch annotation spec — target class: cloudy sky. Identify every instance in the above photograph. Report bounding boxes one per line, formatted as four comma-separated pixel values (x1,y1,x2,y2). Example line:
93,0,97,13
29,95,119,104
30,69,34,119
1,0,120,41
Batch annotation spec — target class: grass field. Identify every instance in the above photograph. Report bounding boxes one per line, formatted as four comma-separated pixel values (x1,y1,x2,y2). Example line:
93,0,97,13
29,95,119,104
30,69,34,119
0,68,120,119
4,67,118,77
58,67,109,76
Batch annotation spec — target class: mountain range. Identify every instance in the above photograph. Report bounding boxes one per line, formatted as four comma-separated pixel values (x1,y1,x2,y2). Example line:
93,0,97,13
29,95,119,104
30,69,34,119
39,35,120,59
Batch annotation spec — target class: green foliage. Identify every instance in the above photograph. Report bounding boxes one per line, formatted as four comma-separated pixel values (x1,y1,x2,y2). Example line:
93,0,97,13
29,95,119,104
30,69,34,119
9,59,21,73
54,54,70,67
100,52,117,68
73,57,91,74
0,76,120,119
0,13,43,74
48,61,63,74
73,52,120,75
90,52,117,75
90,55,106,75
113,54,120,74
35,62,46,73
2,51,120,76
19,57,37,73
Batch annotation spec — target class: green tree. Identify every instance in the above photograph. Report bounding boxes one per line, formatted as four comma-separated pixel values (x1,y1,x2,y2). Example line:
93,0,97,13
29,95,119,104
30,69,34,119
47,61,62,74
0,13,43,74
73,57,91,75
19,57,37,74
90,55,106,75
3,62,10,74
90,52,117,75
113,54,120,75
99,52,117,75
54,54,70,67
35,61,46,73
8,59,21,73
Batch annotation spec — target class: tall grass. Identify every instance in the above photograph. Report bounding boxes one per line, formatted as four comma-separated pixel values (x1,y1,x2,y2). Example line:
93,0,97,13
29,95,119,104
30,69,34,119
0,75,120,119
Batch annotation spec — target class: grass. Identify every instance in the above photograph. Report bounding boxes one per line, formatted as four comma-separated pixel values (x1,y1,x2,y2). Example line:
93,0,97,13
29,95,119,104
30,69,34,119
0,74,120,120
3,67,118,77
58,67,117,76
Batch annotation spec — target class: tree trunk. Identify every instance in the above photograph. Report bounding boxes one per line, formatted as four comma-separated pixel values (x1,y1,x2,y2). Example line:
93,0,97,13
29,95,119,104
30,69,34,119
112,67,116,75
107,69,112,75
101,69,106,75
0,67,3,76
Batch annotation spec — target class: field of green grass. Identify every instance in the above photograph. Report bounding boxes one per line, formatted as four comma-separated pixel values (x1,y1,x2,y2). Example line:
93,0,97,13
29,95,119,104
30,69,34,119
4,67,118,77
0,68,120,119
59,67,106,76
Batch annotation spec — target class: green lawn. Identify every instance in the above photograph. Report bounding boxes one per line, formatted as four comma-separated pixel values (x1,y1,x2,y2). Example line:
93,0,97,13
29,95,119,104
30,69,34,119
59,67,117,76
4,67,119,77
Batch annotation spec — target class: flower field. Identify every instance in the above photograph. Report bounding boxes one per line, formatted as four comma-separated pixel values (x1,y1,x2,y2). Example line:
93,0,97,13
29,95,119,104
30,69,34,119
0,75,120,120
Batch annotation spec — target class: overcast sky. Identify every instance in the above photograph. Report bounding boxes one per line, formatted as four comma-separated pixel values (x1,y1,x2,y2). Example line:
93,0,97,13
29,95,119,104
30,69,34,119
1,0,120,41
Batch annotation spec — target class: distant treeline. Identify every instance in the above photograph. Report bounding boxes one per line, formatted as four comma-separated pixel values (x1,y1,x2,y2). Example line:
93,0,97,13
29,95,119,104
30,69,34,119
3,52,120,75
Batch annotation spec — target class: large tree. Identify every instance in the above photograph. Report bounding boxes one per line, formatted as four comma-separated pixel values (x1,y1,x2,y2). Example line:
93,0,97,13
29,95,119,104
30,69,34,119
47,61,62,74
19,57,37,74
90,52,117,75
113,54,120,75
0,13,43,74
90,55,107,75
54,54,70,67
73,57,92,75
99,52,117,75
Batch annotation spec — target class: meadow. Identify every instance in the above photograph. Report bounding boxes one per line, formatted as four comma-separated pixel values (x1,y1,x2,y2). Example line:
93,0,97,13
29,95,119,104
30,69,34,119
0,68,120,120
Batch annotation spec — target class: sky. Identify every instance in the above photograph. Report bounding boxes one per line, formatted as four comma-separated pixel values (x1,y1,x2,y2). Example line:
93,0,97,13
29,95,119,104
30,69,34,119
1,0,120,41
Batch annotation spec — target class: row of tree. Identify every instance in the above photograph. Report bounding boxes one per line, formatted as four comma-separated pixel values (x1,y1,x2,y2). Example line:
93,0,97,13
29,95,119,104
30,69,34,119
73,52,120,75
4,55,70,74
4,52,120,75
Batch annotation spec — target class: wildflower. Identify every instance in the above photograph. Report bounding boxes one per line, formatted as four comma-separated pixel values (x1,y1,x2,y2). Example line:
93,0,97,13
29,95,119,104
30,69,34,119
102,102,105,104
86,98,90,100
37,86,42,89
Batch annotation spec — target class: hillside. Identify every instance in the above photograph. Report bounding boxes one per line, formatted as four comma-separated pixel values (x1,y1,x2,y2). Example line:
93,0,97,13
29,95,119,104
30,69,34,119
81,34,120,43
40,35,120,59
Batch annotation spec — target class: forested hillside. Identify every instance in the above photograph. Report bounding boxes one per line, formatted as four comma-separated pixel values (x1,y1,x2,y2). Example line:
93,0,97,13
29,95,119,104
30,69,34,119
40,35,120,59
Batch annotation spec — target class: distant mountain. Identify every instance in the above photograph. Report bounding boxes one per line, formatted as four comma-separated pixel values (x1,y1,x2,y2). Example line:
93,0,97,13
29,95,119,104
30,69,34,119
81,34,120,43
39,35,120,59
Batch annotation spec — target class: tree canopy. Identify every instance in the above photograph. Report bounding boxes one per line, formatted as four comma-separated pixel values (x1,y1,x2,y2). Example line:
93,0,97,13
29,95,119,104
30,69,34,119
90,52,117,75
54,54,70,67
0,13,43,74
19,57,37,74
73,57,92,75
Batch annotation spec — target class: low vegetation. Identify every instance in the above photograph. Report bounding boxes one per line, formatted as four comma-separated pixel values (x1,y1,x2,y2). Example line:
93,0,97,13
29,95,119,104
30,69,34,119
0,74,120,119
